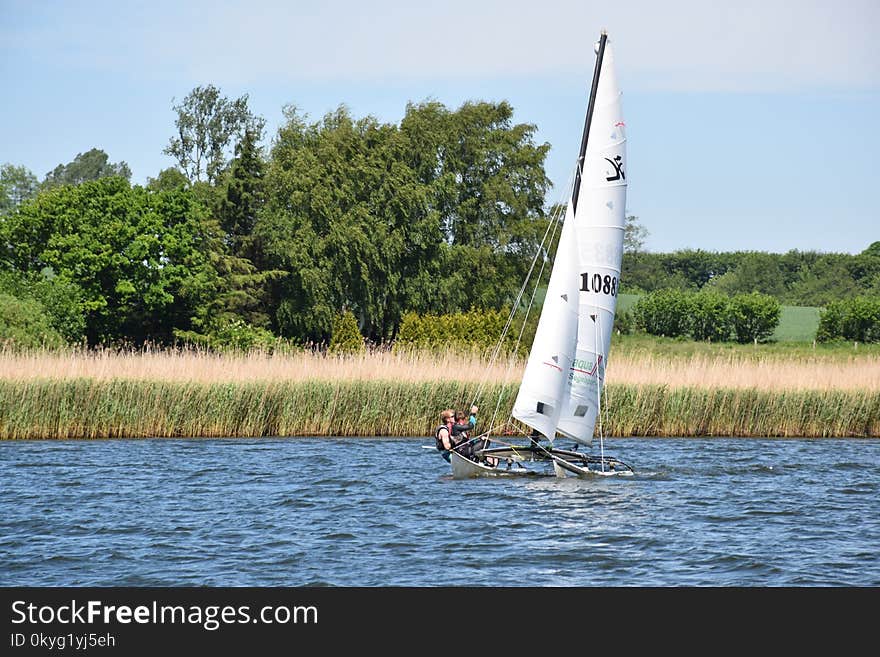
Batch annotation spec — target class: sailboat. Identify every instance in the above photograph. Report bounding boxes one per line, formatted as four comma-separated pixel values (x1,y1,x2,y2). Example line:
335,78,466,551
449,30,633,479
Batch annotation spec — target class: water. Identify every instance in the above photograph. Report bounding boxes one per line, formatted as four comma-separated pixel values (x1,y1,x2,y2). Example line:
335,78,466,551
1,437,878,586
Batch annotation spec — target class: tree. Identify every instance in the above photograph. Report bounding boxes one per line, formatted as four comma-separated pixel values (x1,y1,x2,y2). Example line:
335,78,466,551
146,167,190,192
42,148,131,189
623,215,648,254
0,177,229,344
689,290,731,341
0,293,65,349
633,288,693,337
0,163,39,211
816,297,880,343
257,100,551,344
400,100,552,313
258,105,439,343
218,127,265,260
164,84,265,184
863,242,880,258
328,310,365,354
0,269,86,343
729,292,781,343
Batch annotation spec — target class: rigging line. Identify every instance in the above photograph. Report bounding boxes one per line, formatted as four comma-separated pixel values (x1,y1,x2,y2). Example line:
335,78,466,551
470,209,556,407
488,202,564,436
508,205,560,362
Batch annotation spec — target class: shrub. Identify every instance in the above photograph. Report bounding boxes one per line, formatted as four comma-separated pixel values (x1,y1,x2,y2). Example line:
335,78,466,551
633,289,693,337
394,308,526,355
817,296,880,343
174,320,280,353
729,292,781,343
613,308,633,335
328,310,365,355
0,293,65,349
689,290,731,342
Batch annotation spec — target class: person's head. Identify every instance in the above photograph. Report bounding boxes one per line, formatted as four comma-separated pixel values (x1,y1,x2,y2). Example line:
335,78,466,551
455,411,466,422
440,409,454,424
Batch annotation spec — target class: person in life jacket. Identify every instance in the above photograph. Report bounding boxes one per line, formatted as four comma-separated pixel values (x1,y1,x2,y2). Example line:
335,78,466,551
451,409,474,444
435,409,457,462
449,406,493,466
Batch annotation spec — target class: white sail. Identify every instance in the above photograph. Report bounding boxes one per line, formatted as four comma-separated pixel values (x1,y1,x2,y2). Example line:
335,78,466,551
557,39,627,446
510,200,580,438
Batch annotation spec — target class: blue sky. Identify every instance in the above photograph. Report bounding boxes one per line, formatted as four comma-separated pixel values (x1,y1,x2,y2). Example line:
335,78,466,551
1,0,878,254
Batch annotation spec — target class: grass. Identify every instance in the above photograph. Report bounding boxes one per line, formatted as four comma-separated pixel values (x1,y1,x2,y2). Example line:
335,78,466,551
0,343,878,439
772,305,823,342
0,378,875,439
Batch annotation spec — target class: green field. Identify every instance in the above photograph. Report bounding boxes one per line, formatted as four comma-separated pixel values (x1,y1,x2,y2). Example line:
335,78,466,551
771,305,822,342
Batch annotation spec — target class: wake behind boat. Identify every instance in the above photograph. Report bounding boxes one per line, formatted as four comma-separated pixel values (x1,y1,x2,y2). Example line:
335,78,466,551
442,30,633,480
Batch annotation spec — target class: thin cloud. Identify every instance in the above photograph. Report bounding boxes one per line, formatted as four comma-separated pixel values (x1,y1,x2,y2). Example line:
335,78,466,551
4,0,878,91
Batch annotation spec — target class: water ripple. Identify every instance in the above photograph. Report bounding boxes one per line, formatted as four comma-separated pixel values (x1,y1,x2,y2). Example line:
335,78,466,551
1,436,878,586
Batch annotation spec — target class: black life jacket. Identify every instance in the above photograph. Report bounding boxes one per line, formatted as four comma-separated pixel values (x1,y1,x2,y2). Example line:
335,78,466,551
435,425,450,451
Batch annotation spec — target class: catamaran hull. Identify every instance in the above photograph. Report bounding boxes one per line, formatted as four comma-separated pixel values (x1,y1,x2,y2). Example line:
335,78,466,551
449,444,633,479
549,454,634,478
449,451,533,479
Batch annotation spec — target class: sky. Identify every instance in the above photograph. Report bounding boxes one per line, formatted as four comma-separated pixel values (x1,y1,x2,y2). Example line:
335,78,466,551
1,0,878,254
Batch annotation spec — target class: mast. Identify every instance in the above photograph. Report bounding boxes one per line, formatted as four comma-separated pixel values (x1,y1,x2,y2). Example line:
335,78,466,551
571,30,607,214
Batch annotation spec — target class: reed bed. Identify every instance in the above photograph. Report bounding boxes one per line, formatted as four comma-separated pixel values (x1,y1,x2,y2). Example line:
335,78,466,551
1,346,878,392
0,346,877,439
608,351,880,392
0,345,522,386
0,379,877,440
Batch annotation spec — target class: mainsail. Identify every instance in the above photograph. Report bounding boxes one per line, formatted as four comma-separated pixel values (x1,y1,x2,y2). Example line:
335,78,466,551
511,32,627,447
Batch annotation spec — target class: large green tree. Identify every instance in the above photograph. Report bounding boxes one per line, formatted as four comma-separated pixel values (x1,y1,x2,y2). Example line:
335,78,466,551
164,84,265,184
218,127,265,261
42,148,131,189
256,100,550,344
0,164,39,212
400,100,551,312
257,105,437,343
0,177,226,344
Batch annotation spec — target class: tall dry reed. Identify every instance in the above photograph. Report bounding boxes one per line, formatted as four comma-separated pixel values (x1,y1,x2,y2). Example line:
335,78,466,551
1,345,877,392
0,346,877,439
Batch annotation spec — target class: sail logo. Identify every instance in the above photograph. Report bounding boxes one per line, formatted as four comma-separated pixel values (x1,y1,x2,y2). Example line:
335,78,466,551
571,355,603,377
604,155,625,182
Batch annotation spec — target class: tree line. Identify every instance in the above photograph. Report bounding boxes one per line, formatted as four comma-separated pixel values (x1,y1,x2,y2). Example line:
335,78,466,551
1,84,877,349
621,244,880,308
626,289,781,343
0,86,552,348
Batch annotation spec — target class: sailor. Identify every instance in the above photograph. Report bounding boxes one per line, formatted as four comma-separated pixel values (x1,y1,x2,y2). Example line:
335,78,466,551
453,406,498,467
451,409,474,443
435,409,456,462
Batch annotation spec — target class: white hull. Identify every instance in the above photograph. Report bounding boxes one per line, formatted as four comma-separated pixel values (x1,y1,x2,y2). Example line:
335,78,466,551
550,454,634,478
449,451,531,480
448,444,633,480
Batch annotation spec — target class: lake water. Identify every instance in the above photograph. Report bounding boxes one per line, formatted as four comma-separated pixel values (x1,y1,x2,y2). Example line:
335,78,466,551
1,436,878,587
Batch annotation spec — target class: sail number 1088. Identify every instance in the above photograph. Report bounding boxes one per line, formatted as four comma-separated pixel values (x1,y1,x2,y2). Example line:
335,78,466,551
580,272,618,296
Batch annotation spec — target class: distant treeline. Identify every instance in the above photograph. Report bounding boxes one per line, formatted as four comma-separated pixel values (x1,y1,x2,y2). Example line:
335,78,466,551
1,86,552,348
621,246,880,307
1,84,878,350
